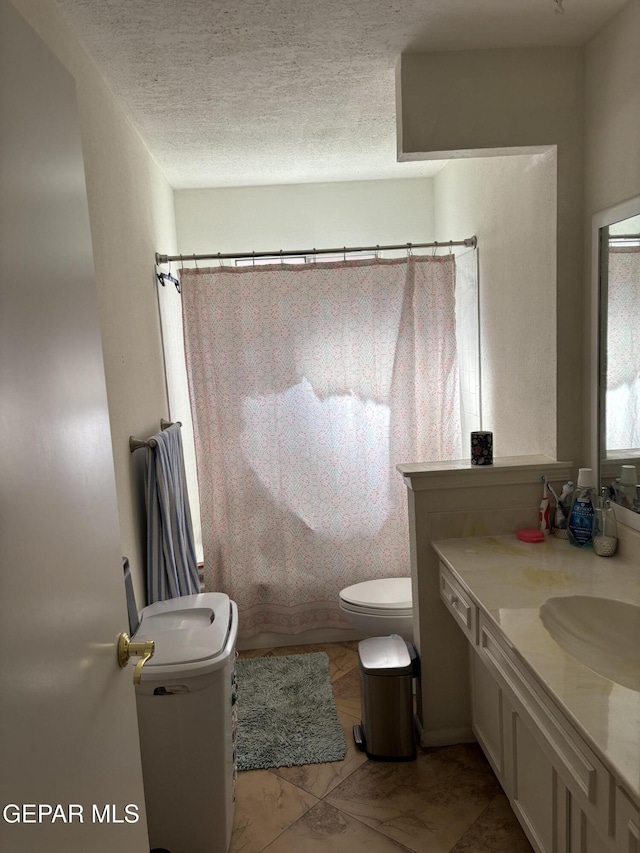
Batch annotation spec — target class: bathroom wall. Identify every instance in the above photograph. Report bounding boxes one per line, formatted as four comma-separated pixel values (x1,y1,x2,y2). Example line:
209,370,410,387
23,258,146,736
584,0,640,219
174,178,435,254
397,48,584,466
9,0,177,606
583,0,640,461
433,152,557,458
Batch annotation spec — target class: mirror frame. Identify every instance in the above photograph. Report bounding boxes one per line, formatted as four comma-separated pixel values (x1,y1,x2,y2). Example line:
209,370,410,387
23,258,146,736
591,193,640,531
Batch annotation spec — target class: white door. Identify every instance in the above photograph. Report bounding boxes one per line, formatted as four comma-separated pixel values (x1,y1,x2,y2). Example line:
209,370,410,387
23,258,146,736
0,2,149,850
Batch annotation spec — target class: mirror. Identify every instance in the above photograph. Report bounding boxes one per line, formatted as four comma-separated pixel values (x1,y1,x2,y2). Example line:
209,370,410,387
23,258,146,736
594,195,640,517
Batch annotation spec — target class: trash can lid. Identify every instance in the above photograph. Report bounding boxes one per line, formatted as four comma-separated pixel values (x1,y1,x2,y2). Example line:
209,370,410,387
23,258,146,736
358,635,412,675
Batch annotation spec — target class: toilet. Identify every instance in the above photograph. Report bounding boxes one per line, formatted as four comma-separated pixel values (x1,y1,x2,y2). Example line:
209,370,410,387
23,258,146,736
339,577,413,642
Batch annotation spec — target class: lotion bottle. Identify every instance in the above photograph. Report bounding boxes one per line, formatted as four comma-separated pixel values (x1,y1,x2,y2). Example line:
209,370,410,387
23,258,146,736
567,468,595,549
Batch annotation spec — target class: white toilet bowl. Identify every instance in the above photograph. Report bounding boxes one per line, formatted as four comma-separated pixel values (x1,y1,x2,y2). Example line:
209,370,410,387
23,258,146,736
339,577,413,642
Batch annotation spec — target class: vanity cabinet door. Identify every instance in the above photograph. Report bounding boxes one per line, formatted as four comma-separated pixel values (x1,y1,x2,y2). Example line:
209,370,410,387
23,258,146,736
470,648,506,784
616,787,640,853
509,707,559,853
477,613,614,843
569,799,614,853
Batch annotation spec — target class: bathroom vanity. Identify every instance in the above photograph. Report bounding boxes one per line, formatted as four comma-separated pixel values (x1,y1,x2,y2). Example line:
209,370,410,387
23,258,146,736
433,534,640,853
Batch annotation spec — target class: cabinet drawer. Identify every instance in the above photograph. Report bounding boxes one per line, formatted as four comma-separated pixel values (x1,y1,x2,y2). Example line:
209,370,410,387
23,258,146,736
616,787,640,853
439,562,477,644
478,613,613,839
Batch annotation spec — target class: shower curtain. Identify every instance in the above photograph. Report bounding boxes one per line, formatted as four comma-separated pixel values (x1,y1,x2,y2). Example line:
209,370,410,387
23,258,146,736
181,255,461,637
607,246,640,451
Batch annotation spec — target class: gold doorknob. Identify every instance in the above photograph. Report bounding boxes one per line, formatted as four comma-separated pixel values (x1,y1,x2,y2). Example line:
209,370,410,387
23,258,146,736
117,633,155,684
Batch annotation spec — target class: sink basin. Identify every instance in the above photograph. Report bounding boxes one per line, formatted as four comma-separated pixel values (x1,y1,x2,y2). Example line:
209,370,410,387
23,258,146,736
539,596,640,692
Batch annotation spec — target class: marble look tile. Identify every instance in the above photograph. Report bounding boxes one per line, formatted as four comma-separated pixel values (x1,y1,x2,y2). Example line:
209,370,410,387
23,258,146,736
238,647,272,660
272,708,368,798
451,793,533,852
325,744,502,853
325,643,360,682
263,800,414,852
230,769,318,853
332,666,362,717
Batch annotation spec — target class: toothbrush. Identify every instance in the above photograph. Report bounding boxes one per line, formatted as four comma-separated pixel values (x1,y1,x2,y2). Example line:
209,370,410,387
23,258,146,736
539,476,551,535
545,477,561,504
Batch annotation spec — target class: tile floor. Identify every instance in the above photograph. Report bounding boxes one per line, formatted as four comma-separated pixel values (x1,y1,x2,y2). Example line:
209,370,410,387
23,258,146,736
232,641,533,853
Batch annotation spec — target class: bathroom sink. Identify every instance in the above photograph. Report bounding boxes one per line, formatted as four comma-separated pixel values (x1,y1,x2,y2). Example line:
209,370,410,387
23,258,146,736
539,596,640,692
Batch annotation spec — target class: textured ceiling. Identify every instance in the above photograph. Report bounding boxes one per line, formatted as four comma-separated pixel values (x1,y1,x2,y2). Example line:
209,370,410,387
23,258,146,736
53,0,626,188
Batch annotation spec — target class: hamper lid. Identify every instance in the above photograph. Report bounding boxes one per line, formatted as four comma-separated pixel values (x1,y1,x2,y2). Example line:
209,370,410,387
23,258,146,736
134,592,231,668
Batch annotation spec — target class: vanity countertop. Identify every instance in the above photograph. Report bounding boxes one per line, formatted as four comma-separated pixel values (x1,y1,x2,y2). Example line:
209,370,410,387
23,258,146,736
432,534,640,805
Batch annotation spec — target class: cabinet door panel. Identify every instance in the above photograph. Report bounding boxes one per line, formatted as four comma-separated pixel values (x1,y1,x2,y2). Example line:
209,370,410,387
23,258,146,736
617,788,640,853
512,710,557,853
471,649,504,780
478,613,612,838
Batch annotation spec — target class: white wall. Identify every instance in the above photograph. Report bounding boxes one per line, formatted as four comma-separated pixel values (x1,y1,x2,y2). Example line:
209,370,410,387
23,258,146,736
434,153,557,458
10,0,177,607
583,0,640,467
398,48,584,464
175,178,435,253
584,0,640,219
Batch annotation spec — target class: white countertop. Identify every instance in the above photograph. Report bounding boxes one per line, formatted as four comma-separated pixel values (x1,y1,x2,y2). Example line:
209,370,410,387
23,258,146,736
432,534,640,804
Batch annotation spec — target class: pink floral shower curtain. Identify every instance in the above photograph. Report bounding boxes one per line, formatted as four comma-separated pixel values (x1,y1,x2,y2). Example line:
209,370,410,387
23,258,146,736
181,256,461,637
607,246,640,450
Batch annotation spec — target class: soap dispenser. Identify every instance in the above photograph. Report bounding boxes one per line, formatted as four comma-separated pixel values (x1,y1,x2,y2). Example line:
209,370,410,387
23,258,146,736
593,487,618,557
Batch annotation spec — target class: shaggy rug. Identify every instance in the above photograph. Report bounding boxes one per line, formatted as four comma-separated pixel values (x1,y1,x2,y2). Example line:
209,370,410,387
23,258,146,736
235,652,347,771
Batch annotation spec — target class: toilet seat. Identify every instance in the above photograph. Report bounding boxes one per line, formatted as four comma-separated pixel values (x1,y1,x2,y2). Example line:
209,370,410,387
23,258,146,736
339,577,412,615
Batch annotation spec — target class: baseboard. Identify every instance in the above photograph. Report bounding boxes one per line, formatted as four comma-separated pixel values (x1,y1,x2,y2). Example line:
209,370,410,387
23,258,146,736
237,627,363,651
419,725,476,747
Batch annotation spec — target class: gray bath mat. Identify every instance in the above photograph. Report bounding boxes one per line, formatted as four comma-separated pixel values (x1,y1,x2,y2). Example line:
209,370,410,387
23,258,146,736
235,652,347,771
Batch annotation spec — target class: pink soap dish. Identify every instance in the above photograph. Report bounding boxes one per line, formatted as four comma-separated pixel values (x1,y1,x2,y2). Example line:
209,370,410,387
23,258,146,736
517,528,545,543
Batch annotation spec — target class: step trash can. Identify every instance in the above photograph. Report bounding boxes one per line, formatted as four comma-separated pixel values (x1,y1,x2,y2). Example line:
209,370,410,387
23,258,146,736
353,634,416,761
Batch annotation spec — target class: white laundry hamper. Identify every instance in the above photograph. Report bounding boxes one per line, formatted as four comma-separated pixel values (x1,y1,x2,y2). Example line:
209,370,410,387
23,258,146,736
124,560,238,853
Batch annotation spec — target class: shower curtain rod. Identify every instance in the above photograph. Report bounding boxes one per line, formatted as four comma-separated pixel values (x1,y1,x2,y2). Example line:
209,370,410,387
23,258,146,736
155,236,477,266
